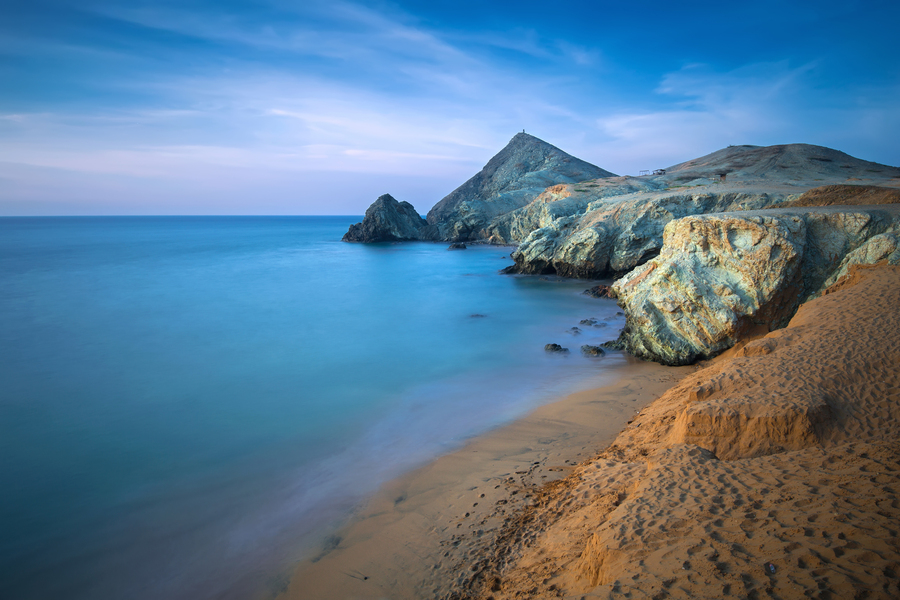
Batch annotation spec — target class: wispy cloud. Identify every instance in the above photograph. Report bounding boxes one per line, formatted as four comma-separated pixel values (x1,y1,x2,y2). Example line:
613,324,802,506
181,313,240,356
2,1,898,214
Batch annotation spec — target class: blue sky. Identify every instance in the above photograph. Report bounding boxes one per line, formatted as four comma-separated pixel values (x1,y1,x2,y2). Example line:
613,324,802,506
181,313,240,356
1,0,898,215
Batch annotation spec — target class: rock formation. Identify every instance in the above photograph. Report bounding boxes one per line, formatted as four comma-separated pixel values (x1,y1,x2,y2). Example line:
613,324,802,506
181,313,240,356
544,343,569,353
501,145,900,278
342,194,426,242
423,133,616,242
612,205,900,365
580,345,605,356
504,190,781,278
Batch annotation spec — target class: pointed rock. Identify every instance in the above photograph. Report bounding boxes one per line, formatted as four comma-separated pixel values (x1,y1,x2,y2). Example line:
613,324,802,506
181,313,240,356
343,194,427,242
425,132,616,242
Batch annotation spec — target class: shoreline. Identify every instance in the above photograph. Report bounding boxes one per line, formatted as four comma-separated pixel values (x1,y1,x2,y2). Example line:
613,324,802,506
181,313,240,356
275,264,900,600
275,353,694,599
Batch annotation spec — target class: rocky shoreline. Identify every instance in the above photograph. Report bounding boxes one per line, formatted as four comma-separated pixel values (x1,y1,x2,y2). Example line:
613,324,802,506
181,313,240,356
344,134,900,367
309,133,900,599
279,265,900,600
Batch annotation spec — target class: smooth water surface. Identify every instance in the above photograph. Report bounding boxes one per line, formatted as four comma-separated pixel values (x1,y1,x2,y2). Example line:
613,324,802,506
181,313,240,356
0,217,625,600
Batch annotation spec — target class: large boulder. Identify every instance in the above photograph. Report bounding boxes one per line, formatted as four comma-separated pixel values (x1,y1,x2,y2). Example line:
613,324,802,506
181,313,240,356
613,214,807,365
343,194,427,242
424,133,616,242
612,205,900,365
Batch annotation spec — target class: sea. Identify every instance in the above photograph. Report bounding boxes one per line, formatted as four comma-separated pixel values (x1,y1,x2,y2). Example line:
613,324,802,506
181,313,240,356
0,216,627,600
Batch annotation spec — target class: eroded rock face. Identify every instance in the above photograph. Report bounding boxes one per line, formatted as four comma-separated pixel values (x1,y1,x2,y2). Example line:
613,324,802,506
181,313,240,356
613,215,807,365
612,206,900,365
343,194,427,242
424,133,616,242
818,230,900,291
508,191,780,278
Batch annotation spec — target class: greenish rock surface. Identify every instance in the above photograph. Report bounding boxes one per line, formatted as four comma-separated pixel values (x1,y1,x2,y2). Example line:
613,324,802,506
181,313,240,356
612,205,900,365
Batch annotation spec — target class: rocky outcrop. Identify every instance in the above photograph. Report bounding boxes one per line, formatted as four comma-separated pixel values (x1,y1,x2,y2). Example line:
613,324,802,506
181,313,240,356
818,231,900,291
343,194,427,242
500,145,900,278
611,205,900,365
424,133,616,242
507,191,782,278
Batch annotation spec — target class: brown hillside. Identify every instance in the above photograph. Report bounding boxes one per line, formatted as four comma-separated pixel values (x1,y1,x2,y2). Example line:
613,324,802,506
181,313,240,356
785,184,900,207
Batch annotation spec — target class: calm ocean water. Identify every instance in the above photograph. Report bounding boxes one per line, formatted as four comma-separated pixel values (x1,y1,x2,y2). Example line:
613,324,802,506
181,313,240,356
0,216,626,600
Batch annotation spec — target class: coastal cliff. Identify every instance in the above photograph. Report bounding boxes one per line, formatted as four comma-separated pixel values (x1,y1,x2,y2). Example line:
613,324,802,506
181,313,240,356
470,266,900,600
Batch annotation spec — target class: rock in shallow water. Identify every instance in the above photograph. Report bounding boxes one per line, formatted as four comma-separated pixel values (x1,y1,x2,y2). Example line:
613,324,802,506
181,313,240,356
342,194,426,242
544,343,569,353
580,345,606,357
583,285,617,299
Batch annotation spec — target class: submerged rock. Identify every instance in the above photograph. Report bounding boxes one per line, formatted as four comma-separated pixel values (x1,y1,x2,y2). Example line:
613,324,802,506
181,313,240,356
343,194,426,242
544,343,569,353
580,345,606,357
448,242,467,250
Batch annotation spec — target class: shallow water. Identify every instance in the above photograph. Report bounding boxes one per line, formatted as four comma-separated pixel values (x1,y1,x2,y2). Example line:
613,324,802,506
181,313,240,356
0,216,625,600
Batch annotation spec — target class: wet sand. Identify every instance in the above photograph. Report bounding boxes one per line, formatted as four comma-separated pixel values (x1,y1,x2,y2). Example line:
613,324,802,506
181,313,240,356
276,357,694,599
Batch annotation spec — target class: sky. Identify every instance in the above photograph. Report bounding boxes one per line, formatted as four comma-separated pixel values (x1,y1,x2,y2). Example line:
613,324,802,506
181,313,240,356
1,0,898,215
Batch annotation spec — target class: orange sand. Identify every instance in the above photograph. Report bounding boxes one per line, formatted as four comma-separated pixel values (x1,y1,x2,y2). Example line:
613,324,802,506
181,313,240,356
277,265,900,600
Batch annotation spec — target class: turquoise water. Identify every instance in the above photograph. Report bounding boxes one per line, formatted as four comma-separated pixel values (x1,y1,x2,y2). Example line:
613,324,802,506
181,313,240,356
0,216,625,600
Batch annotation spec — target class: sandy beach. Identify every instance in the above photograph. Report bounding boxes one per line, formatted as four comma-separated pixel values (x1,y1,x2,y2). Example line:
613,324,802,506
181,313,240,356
278,264,900,599
277,357,694,599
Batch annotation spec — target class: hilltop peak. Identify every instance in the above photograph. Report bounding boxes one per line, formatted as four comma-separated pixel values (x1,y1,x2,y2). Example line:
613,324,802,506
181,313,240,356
424,133,616,241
